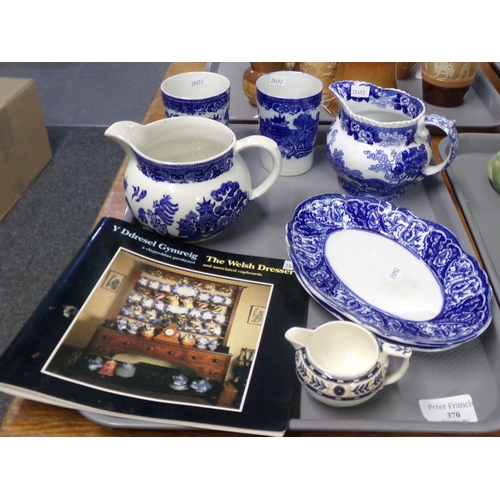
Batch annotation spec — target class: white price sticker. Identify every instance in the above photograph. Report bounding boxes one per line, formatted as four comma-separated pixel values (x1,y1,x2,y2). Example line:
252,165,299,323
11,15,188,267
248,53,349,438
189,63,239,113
351,85,370,98
283,260,294,271
419,394,478,423
386,267,404,284
270,76,288,87
189,77,205,87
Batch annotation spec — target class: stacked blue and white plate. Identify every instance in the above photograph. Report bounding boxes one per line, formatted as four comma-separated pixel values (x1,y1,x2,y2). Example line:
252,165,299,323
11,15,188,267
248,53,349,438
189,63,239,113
286,194,492,351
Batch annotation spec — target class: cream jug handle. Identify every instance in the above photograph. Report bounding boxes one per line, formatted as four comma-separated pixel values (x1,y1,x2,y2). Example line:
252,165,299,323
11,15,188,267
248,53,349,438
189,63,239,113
420,114,459,177
381,343,412,386
234,136,282,200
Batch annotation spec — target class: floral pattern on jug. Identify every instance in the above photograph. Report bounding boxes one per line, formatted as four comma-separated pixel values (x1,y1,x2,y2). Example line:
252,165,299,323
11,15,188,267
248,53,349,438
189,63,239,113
326,80,459,199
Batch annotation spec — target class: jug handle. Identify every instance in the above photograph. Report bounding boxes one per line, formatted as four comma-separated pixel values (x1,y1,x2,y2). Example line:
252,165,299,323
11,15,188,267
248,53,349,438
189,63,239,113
234,136,282,200
381,343,412,386
420,114,459,177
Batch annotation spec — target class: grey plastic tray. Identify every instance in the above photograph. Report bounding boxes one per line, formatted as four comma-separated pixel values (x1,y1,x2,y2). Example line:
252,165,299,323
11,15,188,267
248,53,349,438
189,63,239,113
439,133,500,300
84,124,500,434
208,62,500,132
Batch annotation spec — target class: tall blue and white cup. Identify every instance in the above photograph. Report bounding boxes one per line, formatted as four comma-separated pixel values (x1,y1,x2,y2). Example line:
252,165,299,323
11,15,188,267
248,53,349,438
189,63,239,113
256,71,323,176
161,72,230,125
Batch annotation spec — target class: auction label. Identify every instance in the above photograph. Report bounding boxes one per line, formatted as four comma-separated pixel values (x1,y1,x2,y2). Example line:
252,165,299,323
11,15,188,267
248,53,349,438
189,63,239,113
190,77,205,87
419,394,478,423
386,266,404,284
283,260,294,271
270,76,288,87
351,85,370,98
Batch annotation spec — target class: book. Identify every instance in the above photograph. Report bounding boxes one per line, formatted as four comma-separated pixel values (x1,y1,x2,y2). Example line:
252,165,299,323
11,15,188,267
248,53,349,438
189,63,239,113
0,217,309,436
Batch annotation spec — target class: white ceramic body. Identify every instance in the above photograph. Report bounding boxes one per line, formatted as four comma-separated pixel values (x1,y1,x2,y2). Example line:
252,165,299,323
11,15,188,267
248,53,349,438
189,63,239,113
105,117,281,241
256,71,323,176
326,80,458,199
285,321,411,407
161,72,230,125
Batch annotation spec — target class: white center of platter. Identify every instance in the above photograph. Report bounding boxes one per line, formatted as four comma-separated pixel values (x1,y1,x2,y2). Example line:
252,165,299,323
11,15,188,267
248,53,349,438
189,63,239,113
324,229,444,321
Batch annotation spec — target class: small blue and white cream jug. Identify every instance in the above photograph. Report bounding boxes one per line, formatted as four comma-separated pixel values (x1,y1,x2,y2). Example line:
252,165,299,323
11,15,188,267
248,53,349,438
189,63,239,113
326,80,459,199
105,116,281,241
285,321,412,407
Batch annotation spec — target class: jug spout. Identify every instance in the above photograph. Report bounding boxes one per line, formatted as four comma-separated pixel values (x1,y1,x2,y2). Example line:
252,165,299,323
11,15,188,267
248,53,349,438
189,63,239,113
327,80,356,116
329,80,344,100
328,80,354,103
285,327,314,351
104,121,144,159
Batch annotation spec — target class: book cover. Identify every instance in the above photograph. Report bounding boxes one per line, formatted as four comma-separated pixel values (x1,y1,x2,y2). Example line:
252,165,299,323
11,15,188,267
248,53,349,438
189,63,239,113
0,217,308,436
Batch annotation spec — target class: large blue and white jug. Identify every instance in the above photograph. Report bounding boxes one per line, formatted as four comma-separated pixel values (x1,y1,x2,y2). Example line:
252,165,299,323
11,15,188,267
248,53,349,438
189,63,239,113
105,116,281,241
326,80,459,199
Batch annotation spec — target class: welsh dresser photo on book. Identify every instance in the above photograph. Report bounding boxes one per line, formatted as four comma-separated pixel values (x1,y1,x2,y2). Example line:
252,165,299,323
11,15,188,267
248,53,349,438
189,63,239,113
86,265,245,386
40,243,278,411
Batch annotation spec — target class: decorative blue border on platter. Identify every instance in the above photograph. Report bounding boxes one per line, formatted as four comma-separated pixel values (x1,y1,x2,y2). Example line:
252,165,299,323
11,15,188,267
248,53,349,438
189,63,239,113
286,193,492,348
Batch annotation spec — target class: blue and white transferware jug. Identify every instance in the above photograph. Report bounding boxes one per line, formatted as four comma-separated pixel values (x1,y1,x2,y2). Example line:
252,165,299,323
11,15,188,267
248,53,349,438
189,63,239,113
326,80,459,199
105,116,281,241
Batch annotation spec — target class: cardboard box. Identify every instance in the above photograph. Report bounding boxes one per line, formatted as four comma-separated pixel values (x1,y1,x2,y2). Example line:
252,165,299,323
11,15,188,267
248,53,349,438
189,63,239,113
0,78,52,220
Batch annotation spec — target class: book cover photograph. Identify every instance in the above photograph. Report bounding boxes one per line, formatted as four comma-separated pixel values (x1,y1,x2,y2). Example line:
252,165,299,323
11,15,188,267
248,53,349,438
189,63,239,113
45,246,274,412
0,218,309,435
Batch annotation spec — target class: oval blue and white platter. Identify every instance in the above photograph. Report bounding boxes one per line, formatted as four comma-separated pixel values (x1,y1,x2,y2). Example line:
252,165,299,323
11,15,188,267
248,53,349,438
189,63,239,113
286,193,492,350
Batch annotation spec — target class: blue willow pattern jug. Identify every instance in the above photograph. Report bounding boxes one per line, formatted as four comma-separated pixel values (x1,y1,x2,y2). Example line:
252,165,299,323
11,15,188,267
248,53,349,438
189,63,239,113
105,116,281,241
326,80,459,199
